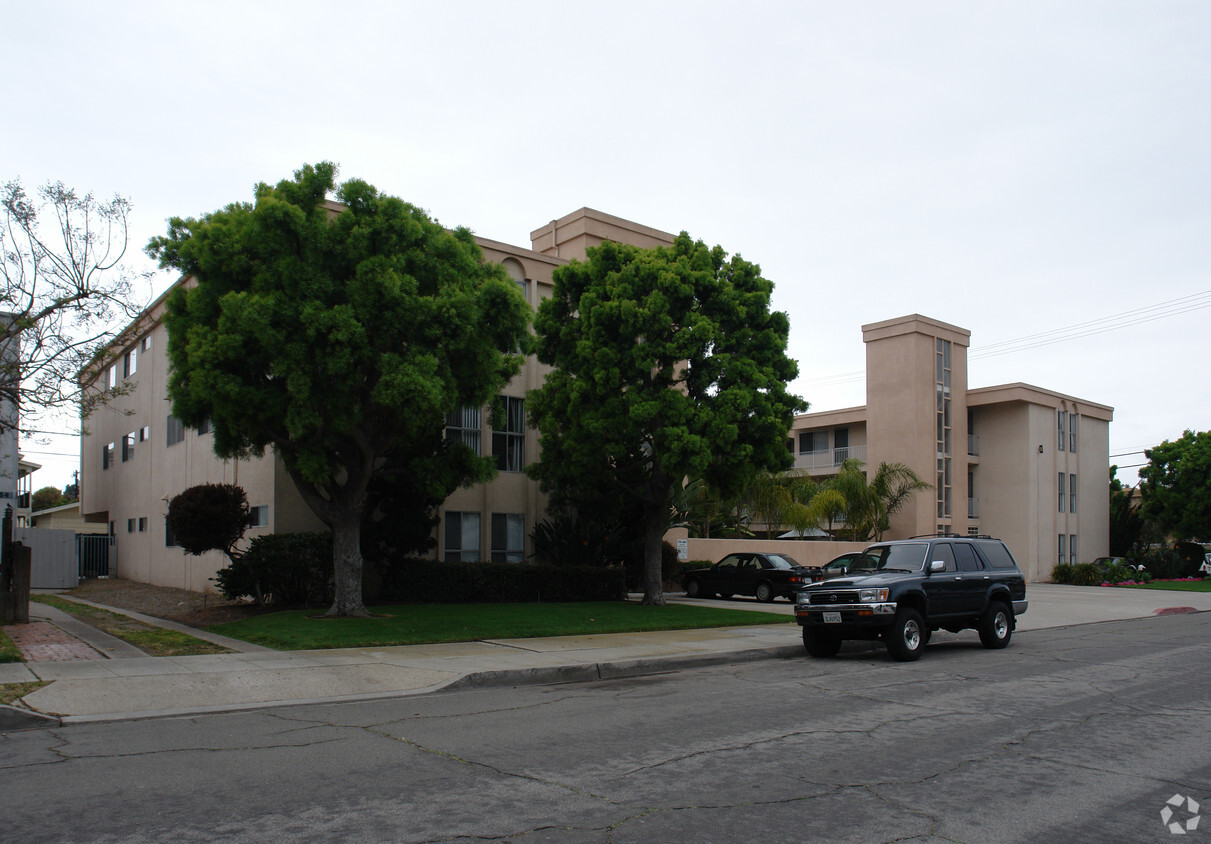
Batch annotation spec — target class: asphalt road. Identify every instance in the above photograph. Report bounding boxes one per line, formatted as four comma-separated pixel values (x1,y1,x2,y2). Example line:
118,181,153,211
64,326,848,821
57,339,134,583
3,613,1210,843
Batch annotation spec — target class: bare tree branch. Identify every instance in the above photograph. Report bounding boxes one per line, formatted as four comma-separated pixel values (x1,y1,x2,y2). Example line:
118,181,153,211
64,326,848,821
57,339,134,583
1,178,152,437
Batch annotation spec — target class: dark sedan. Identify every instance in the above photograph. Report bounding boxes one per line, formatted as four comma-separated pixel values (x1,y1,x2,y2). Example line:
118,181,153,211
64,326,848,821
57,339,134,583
821,552,861,579
683,552,823,602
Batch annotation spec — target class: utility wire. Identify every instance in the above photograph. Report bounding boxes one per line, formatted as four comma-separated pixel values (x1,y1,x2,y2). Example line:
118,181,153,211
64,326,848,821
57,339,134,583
797,290,1209,385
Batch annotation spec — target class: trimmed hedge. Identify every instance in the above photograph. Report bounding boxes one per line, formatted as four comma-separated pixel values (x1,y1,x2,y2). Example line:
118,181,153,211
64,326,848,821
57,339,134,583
375,559,627,603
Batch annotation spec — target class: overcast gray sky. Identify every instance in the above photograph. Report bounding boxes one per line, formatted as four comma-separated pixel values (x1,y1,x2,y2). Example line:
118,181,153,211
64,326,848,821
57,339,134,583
5,0,1209,491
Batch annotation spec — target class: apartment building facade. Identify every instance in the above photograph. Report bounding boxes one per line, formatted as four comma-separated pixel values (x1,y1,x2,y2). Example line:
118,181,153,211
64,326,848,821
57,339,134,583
80,208,674,592
789,314,1113,581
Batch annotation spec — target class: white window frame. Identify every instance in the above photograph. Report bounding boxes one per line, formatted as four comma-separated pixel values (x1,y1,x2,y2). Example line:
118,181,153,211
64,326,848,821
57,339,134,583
491,513,525,563
444,512,481,563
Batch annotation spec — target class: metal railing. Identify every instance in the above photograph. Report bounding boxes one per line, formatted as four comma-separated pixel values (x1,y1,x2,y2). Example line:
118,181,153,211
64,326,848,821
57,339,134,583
793,445,867,473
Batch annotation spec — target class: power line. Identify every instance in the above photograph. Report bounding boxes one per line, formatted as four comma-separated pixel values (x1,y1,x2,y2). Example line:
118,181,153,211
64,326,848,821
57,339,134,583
970,290,1211,360
797,290,1209,386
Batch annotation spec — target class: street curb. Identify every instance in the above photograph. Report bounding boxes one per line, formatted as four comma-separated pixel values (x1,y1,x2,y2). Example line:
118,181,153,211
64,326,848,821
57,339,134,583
0,703,60,731
442,645,806,691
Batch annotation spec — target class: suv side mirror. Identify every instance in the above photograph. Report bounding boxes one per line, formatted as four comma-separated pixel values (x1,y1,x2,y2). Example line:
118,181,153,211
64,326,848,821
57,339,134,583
930,560,946,573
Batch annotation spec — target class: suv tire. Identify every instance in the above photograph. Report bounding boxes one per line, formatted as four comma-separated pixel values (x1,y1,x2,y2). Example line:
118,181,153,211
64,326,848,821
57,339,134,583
978,601,1013,649
803,627,842,658
885,608,926,662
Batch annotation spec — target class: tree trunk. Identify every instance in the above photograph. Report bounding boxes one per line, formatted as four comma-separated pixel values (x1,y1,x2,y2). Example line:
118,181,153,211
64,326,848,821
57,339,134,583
327,515,370,617
639,486,668,605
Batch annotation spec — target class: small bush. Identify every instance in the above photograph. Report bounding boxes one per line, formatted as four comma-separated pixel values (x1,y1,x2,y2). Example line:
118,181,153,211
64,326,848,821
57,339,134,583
1138,546,1199,580
213,532,333,607
1051,563,1073,584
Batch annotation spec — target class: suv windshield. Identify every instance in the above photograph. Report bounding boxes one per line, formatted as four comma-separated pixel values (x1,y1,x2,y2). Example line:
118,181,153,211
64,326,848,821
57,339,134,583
852,543,929,572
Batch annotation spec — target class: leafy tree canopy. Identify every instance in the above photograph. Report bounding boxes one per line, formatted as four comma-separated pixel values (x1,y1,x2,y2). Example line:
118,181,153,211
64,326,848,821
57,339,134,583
147,162,531,616
30,485,66,512
528,234,804,604
1138,430,1211,542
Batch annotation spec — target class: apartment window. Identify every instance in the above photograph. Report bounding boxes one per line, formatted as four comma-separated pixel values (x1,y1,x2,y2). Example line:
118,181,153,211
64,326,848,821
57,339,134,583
833,428,850,465
102,442,115,470
166,415,185,446
493,396,525,472
798,431,815,454
491,513,525,563
1069,474,1077,513
1057,410,1065,451
107,364,117,389
444,512,480,562
165,517,176,547
127,518,136,533
248,506,268,528
1069,413,1078,452
936,338,952,523
445,406,482,455
1058,472,1065,512
138,517,147,533
140,335,152,353
139,425,150,442
1058,534,1066,565
197,418,211,435
1070,534,1078,564
123,348,137,378
121,432,136,462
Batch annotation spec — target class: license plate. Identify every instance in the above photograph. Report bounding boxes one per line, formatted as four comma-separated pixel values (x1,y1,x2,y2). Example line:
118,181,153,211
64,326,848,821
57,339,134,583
823,612,842,624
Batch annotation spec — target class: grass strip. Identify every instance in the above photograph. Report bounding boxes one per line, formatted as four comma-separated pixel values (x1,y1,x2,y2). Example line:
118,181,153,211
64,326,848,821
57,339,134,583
0,681,49,706
208,601,792,650
0,627,22,663
30,595,233,657
1117,580,1211,593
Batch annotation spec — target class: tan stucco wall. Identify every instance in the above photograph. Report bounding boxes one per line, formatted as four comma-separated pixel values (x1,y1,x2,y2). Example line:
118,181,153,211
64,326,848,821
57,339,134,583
674,536,868,567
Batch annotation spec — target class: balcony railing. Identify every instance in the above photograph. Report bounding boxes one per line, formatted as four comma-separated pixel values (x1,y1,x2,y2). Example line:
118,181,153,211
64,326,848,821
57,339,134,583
793,445,867,473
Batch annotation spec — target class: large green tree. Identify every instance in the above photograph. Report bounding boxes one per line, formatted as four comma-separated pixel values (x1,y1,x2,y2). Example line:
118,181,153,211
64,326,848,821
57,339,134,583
1108,465,1145,557
1138,430,1211,542
148,162,531,616
528,234,804,605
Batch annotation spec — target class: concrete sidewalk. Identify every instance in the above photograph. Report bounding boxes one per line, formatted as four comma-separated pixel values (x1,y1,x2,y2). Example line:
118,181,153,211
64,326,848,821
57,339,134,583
2,583,1209,728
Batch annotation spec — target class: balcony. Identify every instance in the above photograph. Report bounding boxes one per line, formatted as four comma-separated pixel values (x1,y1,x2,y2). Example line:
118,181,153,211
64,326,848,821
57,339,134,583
793,445,867,474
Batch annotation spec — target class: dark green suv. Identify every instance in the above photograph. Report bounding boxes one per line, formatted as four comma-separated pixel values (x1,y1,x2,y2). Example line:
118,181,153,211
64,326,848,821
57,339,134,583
793,536,1028,662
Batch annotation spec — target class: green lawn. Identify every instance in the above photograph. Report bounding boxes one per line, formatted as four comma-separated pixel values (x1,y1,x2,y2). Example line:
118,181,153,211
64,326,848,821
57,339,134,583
1119,580,1211,593
207,601,793,650
0,627,21,663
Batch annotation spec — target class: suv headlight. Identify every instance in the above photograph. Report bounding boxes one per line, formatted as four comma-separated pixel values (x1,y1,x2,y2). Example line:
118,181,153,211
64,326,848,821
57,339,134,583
858,588,890,603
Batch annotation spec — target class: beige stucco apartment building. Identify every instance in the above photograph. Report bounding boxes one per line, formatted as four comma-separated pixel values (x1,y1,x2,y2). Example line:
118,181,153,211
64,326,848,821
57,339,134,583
789,314,1112,582
79,208,675,592
80,210,1110,592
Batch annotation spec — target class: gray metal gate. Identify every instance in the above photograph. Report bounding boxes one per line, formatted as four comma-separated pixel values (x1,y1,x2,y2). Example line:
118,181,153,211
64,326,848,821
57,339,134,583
78,534,112,580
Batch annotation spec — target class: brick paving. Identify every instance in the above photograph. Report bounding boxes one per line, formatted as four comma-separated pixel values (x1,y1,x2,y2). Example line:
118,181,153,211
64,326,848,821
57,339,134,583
5,621,104,662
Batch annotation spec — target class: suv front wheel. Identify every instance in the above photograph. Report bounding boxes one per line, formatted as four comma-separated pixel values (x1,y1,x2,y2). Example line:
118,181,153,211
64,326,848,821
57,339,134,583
978,601,1013,649
884,608,926,662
